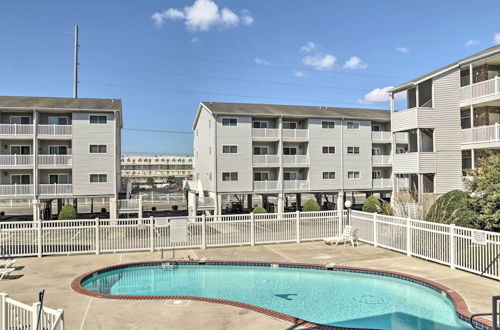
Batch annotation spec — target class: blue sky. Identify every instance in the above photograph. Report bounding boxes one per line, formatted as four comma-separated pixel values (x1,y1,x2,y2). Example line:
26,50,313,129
1,0,499,155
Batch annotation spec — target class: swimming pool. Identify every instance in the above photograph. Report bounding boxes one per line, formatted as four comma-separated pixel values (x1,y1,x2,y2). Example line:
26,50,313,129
75,261,477,330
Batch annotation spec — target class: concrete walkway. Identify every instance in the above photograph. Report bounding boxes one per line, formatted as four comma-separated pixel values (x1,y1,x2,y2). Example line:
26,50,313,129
1,242,498,329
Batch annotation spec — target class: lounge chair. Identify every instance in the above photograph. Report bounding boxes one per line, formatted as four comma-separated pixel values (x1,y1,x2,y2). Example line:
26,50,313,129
0,268,15,280
0,259,16,269
323,226,358,247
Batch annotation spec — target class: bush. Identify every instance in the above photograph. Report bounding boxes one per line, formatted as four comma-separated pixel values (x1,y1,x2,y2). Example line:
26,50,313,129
252,207,267,214
303,199,320,212
380,200,394,216
362,196,382,213
58,204,77,220
425,190,477,228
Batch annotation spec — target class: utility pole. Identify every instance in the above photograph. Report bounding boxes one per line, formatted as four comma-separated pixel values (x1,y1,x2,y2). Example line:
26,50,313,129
73,25,79,98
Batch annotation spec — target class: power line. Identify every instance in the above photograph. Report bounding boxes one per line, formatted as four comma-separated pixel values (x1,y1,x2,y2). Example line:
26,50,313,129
123,128,193,134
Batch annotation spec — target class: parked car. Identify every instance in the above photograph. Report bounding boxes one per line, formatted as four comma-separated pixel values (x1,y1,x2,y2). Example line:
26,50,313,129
226,202,243,213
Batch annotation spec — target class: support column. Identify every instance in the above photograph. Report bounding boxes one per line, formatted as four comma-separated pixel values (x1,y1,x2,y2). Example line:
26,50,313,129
337,192,344,214
471,149,476,170
32,199,39,222
73,198,78,214
216,193,222,215
262,195,268,211
57,199,63,215
109,197,117,221
277,192,284,215
418,174,424,204
470,105,474,128
187,192,198,217
247,194,253,210
295,193,301,211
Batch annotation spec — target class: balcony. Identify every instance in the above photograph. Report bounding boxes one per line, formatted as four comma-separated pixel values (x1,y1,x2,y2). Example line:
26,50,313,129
372,178,392,189
252,155,280,167
392,107,435,132
252,128,279,140
0,155,33,167
38,155,72,167
461,124,500,146
38,184,73,196
253,180,280,192
0,184,34,197
282,129,309,140
393,152,437,174
371,131,392,142
282,155,310,166
372,155,392,166
460,76,500,105
37,125,72,137
0,124,33,136
283,180,310,191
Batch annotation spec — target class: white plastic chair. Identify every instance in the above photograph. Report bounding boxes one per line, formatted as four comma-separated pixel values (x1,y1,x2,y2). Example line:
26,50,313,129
0,259,16,269
323,226,358,247
0,268,15,280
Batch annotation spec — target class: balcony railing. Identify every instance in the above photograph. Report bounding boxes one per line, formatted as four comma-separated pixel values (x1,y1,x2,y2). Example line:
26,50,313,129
461,123,500,144
252,128,279,139
38,184,73,196
283,180,309,191
38,155,72,166
252,155,280,166
460,76,500,102
198,197,214,207
372,178,392,189
282,154,310,166
371,131,392,141
253,180,280,192
372,155,392,165
0,124,33,135
0,155,33,166
282,129,309,140
0,184,34,196
38,125,72,136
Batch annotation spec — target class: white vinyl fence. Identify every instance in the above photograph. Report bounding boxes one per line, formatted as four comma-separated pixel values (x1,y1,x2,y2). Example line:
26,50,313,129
0,293,64,330
350,210,500,280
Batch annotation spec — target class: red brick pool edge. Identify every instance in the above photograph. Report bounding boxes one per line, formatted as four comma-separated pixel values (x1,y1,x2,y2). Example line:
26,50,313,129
70,260,492,330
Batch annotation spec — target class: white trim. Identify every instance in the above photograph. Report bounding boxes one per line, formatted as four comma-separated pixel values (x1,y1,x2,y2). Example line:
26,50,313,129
322,146,336,154
221,145,238,154
252,121,269,129
88,143,108,154
322,171,336,180
47,116,69,125
253,146,269,155
9,145,31,155
282,121,298,129
321,120,336,129
346,121,360,130
89,173,108,183
372,147,381,155
372,170,382,179
9,115,32,124
253,170,270,181
10,173,32,184
221,117,238,127
221,171,238,181
283,171,299,181
347,146,360,154
283,146,298,155
347,171,361,179
48,173,70,184
89,114,108,125
48,145,69,155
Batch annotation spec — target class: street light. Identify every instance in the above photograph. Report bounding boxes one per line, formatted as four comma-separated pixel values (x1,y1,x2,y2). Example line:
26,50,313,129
344,200,352,225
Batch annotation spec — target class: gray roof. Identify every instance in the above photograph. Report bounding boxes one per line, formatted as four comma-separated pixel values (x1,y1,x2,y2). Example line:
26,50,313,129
196,102,390,127
391,44,500,92
0,96,122,112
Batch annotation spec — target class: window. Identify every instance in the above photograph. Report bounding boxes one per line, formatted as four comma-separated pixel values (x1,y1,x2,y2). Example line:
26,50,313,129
322,146,335,154
322,121,335,129
90,174,108,183
283,172,298,180
372,148,381,155
222,145,238,153
10,116,30,124
254,172,269,181
347,171,360,179
11,174,30,184
222,118,237,126
283,147,297,155
372,125,381,131
347,121,360,130
89,115,107,124
48,116,69,125
253,121,268,128
49,146,68,155
396,147,407,154
323,172,336,179
222,172,238,181
253,147,269,155
10,145,30,155
89,145,107,153
347,146,360,154
283,122,297,129
49,174,69,184
372,170,382,179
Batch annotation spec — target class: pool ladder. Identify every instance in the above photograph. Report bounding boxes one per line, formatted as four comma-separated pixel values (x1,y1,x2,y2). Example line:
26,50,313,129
469,295,499,330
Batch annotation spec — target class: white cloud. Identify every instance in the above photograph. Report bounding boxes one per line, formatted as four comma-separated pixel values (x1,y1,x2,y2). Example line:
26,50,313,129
152,0,253,31
293,71,306,77
494,33,500,45
191,37,200,43
465,39,480,46
302,54,336,71
300,41,316,53
396,46,410,53
254,57,270,65
358,86,406,104
343,56,367,69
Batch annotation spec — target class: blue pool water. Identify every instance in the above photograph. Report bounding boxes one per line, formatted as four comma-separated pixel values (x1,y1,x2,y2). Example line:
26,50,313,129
81,264,473,329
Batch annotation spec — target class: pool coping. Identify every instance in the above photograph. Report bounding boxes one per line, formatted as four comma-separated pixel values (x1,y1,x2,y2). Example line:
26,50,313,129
71,260,492,330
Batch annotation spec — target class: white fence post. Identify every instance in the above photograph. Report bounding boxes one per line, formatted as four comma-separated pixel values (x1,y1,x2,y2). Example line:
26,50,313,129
406,217,411,256
250,212,255,246
32,302,40,330
201,214,206,249
37,218,42,258
95,218,100,255
1,293,7,330
373,213,378,247
296,211,300,243
450,224,456,269
150,216,154,252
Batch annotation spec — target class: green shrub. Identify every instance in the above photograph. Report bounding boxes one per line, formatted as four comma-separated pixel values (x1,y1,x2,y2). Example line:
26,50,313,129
362,196,382,213
58,203,77,220
252,207,267,214
303,199,320,212
425,190,477,228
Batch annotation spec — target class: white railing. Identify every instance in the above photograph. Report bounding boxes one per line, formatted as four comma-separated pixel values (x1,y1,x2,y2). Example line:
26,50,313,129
350,210,500,280
38,184,73,196
0,293,64,330
372,155,392,165
371,131,392,141
252,128,279,139
0,155,33,166
198,197,214,207
372,178,392,189
38,155,72,166
0,124,33,136
37,125,72,136
0,211,345,257
252,155,280,166
282,128,309,139
253,180,280,192
118,199,141,210
462,123,500,144
460,76,500,102
0,185,34,196
283,180,309,191
282,154,309,166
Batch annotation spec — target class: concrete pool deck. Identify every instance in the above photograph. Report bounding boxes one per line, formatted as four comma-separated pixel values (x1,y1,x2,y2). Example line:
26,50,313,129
1,242,498,329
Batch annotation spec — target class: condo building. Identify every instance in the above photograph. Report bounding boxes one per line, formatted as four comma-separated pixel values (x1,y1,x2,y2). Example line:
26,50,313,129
121,155,193,184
